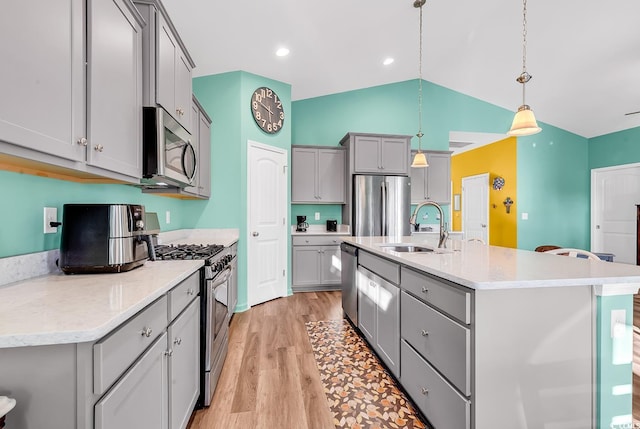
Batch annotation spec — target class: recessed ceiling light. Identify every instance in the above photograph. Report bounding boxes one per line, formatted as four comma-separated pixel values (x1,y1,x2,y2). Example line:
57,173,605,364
383,58,394,66
276,47,290,57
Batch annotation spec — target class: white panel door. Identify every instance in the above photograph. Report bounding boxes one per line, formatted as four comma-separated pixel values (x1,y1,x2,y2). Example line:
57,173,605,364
591,164,640,264
248,141,288,306
462,173,489,244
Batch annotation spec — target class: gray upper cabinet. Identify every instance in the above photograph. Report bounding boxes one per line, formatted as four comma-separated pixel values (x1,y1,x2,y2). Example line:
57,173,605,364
136,0,195,133
0,0,144,183
291,146,345,204
182,96,211,199
410,150,451,204
340,133,411,176
87,0,143,179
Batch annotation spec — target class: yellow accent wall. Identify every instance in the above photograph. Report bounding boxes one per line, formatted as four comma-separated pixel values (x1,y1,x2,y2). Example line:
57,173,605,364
451,137,517,248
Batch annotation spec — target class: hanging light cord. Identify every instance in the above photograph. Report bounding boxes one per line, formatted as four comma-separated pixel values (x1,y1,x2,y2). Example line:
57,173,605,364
416,0,425,150
517,0,531,105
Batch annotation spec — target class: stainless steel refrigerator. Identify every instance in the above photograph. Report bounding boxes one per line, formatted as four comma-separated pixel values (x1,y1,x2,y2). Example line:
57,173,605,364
351,175,411,237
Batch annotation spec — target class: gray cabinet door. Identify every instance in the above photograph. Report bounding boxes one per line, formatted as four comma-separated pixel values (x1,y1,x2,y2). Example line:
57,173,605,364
156,14,176,120
357,267,377,343
183,103,201,195
198,111,211,198
292,246,322,285
380,137,409,174
175,53,193,132
353,136,381,173
317,149,345,203
425,152,451,204
95,333,169,429
319,245,342,285
376,279,400,377
410,162,427,203
0,0,85,162
87,0,142,179
291,148,318,202
168,298,200,429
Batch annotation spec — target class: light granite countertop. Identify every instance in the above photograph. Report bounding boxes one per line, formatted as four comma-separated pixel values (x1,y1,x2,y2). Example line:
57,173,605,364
0,260,203,348
343,236,640,291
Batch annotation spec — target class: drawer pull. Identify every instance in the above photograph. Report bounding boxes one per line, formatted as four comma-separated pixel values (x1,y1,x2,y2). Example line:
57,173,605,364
140,327,153,338
421,387,429,395
421,330,429,336
165,349,173,357
174,337,182,346
421,286,429,293
187,288,195,296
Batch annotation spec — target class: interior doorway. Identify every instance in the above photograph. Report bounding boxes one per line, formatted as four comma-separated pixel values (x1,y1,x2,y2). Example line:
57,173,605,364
247,140,288,307
462,173,489,243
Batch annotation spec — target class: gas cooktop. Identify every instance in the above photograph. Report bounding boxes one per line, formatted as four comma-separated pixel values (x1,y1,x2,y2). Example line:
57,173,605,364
154,244,224,261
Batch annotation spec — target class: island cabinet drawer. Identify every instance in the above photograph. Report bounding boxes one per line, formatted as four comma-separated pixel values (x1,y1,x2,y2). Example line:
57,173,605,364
94,296,168,395
401,291,471,395
359,250,400,285
401,340,470,429
401,266,471,324
292,235,346,246
168,271,199,321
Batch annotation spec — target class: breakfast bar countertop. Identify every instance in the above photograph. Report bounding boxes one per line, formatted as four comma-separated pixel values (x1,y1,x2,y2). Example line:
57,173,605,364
343,235,640,291
0,260,203,349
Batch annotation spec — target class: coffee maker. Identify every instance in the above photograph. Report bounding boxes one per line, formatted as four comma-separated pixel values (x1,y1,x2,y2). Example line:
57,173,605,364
296,215,309,232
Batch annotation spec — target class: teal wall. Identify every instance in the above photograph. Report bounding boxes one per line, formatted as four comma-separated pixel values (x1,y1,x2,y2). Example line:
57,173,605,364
291,204,342,226
0,171,187,259
292,79,591,250
193,71,292,310
589,126,640,170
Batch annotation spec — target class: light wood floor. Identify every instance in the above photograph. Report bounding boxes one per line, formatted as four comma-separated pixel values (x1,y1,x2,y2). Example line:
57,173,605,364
188,291,343,429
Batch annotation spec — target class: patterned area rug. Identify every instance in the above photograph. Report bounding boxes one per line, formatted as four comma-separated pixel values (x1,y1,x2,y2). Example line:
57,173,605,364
305,319,428,429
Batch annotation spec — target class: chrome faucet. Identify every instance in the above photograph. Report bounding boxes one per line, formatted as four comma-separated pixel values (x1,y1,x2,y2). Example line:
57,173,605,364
410,201,448,248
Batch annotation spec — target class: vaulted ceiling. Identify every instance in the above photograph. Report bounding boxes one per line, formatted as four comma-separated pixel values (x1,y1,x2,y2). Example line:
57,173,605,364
163,0,640,139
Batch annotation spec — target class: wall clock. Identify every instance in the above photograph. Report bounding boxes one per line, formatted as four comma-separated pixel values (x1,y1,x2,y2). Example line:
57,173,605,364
250,87,284,134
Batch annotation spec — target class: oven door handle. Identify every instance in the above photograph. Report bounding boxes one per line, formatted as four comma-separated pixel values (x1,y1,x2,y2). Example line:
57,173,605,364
210,267,232,288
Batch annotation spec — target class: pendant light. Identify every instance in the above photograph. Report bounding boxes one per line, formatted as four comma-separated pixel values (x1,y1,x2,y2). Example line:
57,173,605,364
507,0,541,136
411,0,428,168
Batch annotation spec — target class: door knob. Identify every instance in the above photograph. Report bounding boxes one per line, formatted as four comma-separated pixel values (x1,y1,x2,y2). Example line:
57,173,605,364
252,232,259,237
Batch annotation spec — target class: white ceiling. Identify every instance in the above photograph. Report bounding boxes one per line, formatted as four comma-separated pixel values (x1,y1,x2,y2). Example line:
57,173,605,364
162,0,640,139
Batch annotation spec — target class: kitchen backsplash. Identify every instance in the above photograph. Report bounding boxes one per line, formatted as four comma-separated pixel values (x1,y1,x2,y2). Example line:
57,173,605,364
0,249,61,287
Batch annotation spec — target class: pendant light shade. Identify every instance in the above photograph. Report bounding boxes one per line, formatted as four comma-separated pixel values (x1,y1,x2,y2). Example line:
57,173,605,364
411,151,429,168
508,105,541,136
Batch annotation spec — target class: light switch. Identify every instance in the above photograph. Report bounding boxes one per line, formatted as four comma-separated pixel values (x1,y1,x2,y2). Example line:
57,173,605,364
611,309,626,338
166,210,171,224
315,212,320,221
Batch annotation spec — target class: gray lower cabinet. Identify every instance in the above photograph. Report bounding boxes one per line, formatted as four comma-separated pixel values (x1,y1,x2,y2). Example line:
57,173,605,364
291,146,346,203
292,235,345,291
95,333,169,429
168,299,201,429
0,0,144,183
410,150,451,204
340,133,411,176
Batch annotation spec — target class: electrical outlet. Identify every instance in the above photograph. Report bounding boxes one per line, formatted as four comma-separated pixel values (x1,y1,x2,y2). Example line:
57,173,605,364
315,212,320,221
43,207,57,234
611,309,626,338
166,210,171,224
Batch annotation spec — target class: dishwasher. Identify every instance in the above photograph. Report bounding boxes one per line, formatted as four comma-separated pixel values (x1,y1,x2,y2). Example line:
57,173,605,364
340,243,358,325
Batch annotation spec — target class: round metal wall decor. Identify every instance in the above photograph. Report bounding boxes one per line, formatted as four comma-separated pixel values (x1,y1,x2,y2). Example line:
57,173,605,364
493,176,505,190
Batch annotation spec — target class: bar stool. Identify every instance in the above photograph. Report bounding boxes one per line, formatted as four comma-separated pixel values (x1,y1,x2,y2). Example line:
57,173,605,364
0,396,16,429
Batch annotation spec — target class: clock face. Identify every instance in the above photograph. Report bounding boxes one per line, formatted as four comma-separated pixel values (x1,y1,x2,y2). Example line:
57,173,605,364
251,87,285,134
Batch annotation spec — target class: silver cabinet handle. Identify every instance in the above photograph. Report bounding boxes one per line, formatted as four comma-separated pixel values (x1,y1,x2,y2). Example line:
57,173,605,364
187,288,195,296
140,327,153,337
421,286,429,293
164,349,173,357
94,144,104,152
421,387,429,395
252,231,259,237
421,330,429,336
173,337,182,346
77,137,88,146
176,108,184,116
481,224,487,228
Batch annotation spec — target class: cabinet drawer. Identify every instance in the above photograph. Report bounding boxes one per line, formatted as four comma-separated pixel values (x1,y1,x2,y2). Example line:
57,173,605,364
94,296,168,395
400,340,470,429
359,251,399,285
401,266,471,324
168,271,199,321
292,235,346,246
401,292,471,395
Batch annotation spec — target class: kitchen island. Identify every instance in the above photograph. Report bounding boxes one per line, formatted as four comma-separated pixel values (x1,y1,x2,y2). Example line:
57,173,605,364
343,236,640,429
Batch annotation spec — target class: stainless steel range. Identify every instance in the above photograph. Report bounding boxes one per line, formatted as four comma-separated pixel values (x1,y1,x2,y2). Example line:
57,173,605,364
155,243,236,407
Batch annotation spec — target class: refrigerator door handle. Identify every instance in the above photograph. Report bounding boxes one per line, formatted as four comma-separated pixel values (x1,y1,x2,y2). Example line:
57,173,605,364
381,180,387,236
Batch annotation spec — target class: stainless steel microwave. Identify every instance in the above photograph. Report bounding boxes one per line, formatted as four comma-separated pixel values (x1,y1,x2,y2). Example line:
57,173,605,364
142,106,197,187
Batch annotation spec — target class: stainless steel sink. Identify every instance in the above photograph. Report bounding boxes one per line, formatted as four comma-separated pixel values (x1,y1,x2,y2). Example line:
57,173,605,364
379,244,434,253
